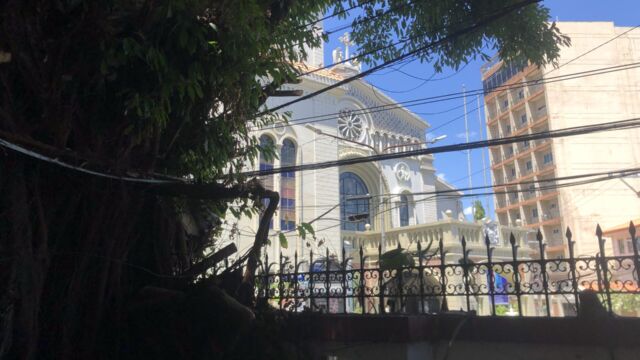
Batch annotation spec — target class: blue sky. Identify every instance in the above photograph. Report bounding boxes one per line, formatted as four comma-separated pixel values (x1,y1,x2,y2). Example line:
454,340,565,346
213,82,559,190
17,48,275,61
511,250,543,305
322,0,639,219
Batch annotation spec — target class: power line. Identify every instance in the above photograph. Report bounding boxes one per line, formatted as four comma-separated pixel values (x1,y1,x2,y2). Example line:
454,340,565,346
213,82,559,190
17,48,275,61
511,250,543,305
324,0,415,36
545,24,640,76
244,117,640,176
296,0,542,80
367,62,469,94
268,167,640,236
7,116,633,194
368,166,640,199
290,0,377,33
257,0,542,117
252,61,640,131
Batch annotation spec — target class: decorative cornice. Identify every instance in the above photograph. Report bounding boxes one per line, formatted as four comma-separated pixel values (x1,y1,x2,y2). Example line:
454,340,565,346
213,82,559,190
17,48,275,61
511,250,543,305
338,146,370,160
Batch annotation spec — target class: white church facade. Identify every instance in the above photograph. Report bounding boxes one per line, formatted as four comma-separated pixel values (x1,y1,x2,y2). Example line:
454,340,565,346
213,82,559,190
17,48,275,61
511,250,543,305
228,33,529,268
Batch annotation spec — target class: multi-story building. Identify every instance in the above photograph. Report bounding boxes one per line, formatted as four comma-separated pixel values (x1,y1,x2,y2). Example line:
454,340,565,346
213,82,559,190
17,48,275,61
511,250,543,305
481,22,640,258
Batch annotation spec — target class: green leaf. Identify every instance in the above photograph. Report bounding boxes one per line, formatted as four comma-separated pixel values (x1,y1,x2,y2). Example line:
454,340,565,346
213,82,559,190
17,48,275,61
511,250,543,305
300,222,315,237
297,225,306,240
279,233,288,249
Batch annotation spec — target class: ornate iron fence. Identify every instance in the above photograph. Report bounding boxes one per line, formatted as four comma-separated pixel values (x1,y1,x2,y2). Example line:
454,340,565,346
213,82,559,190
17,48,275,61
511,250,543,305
256,223,640,317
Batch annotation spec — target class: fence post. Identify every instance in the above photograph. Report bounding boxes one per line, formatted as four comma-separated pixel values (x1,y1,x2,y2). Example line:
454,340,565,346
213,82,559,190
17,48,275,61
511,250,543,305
309,250,314,310
596,224,613,315
294,251,299,313
566,228,579,314
359,246,366,314
629,222,639,291
263,252,270,302
279,251,284,311
510,233,522,316
325,248,331,314
378,243,385,314
462,236,471,312
396,242,403,312
342,246,347,314
439,238,448,312
417,240,425,314
485,233,496,316
537,229,551,317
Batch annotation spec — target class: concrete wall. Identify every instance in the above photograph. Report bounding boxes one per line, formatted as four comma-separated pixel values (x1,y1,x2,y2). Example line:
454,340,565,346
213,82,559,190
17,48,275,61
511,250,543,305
282,313,640,360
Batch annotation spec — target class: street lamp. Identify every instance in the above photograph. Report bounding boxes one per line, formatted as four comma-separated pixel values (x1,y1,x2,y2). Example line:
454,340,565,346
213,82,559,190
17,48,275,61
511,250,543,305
304,124,447,253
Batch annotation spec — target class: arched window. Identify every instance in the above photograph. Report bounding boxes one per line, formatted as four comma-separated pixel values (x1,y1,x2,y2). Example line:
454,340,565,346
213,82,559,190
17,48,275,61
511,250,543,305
280,139,296,231
399,195,409,227
340,172,370,231
259,135,275,228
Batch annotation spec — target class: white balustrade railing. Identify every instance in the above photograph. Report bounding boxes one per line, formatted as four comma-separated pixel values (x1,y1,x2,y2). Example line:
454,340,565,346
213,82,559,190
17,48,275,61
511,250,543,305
342,220,531,260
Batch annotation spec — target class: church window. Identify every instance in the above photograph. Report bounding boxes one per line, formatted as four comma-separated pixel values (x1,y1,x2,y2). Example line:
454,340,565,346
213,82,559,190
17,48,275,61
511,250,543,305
337,109,364,141
399,195,409,227
280,139,297,231
259,135,275,228
340,172,370,231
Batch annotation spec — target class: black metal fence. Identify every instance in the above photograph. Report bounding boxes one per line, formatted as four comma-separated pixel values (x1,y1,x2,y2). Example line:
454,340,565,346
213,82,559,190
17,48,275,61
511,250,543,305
256,223,640,317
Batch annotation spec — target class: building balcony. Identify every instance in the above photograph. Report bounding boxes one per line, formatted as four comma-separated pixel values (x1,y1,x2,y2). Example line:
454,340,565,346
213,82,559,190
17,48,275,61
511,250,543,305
527,83,544,98
524,213,561,229
546,237,565,247
342,219,531,260
486,112,500,126
494,190,559,212
534,138,550,147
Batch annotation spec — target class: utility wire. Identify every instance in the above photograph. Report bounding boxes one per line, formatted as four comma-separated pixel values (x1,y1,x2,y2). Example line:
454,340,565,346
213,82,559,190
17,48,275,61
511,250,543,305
252,61,640,131
4,117,638,194
244,117,640,176
290,0,377,33
545,24,640,76
296,0,538,79
257,0,542,117
366,166,640,199
370,62,470,94
324,0,415,36
274,168,640,236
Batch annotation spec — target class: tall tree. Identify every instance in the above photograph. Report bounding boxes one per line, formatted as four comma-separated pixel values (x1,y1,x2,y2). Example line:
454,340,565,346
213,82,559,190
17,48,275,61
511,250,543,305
0,0,568,358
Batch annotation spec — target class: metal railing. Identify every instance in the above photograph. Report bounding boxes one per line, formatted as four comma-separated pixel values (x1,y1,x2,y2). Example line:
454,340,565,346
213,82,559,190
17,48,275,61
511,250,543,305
256,223,640,317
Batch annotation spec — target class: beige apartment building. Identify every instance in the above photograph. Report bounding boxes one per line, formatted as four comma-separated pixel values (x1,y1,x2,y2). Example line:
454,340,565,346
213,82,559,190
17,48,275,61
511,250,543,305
481,22,640,258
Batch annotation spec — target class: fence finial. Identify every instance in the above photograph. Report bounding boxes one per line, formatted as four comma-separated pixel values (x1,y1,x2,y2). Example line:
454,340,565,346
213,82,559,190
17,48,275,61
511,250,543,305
536,229,543,243
630,221,636,237
565,227,572,241
509,233,516,246
596,224,603,238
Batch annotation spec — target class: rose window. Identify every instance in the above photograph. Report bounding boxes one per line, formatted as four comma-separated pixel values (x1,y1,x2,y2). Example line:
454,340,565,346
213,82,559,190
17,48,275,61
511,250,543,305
338,110,364,141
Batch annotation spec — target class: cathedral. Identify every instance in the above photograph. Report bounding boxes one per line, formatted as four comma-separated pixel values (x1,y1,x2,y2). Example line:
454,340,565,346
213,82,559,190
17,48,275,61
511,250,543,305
227,31,472,264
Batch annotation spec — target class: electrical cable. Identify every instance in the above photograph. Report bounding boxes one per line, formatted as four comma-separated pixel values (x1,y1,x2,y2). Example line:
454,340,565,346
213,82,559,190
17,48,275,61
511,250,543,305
244,117,640,176
248,167,639,242
251,61,640,131
289,0,377,33
296,0,539,79
545,24,640,76
257,0,542,117
324,0,416,36
369,62,470,94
